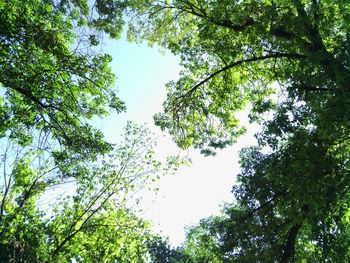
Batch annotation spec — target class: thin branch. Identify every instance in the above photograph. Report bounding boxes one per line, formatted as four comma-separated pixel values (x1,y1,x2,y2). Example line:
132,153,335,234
52,145,138,254
170,52,306,112
235,189,287,226
290,84,329,93
177,1,254,32
0,142,11,221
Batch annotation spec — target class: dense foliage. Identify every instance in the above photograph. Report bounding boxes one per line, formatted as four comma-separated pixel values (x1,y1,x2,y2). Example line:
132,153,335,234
1,0,349,261
0,0,183,261
0,0,127,163
126,0,350,261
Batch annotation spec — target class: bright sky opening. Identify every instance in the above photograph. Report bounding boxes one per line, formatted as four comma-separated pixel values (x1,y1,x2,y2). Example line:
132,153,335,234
97,37,258,246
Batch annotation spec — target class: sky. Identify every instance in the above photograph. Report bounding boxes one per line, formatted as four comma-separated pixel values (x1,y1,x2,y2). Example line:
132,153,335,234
96,36,258,246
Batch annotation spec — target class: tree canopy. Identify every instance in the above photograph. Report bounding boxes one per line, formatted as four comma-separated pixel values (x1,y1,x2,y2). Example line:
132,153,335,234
126,0,350,261
0,0,126,164
127,0,349,154
0,0,185,261
0,122,183,262
1,0,350,261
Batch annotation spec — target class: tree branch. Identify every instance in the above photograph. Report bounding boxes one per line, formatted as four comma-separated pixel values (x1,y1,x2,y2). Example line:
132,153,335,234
52,144,140,255
0,144,11,222
290,84,329,93
176,1,254,32
281,223,302,263
174,52,306,104
235,189,287,226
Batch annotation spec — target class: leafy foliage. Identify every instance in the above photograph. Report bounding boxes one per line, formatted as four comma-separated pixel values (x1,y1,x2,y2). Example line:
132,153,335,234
146,235,190,263
0,0,126,165
0,123,183,261
127,0,349,154
0,0,186,261
126,0,350,261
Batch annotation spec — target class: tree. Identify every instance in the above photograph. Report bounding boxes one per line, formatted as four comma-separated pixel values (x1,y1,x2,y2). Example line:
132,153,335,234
127,0,349,153
0,0,187,261
180,139,350,262
0,0,126,166
146,235,190,263
126,0,350,261
0,123,182,262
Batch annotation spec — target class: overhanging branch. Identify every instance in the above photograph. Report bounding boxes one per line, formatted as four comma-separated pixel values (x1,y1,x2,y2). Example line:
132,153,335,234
178,52,307,101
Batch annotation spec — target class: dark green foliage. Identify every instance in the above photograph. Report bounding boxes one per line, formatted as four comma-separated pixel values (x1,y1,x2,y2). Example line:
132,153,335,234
127,0,349,154
147,235,190,263
126,0,350,261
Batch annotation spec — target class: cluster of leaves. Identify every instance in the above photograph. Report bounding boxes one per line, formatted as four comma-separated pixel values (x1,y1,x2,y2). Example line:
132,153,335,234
127,0,349,154
0,0,127,166
0,122,184,262
0,0,187,261
126,0,350,261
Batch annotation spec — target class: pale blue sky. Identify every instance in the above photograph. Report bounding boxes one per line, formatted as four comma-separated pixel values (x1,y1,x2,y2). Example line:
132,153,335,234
98,37,181,139
97,36,258,246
